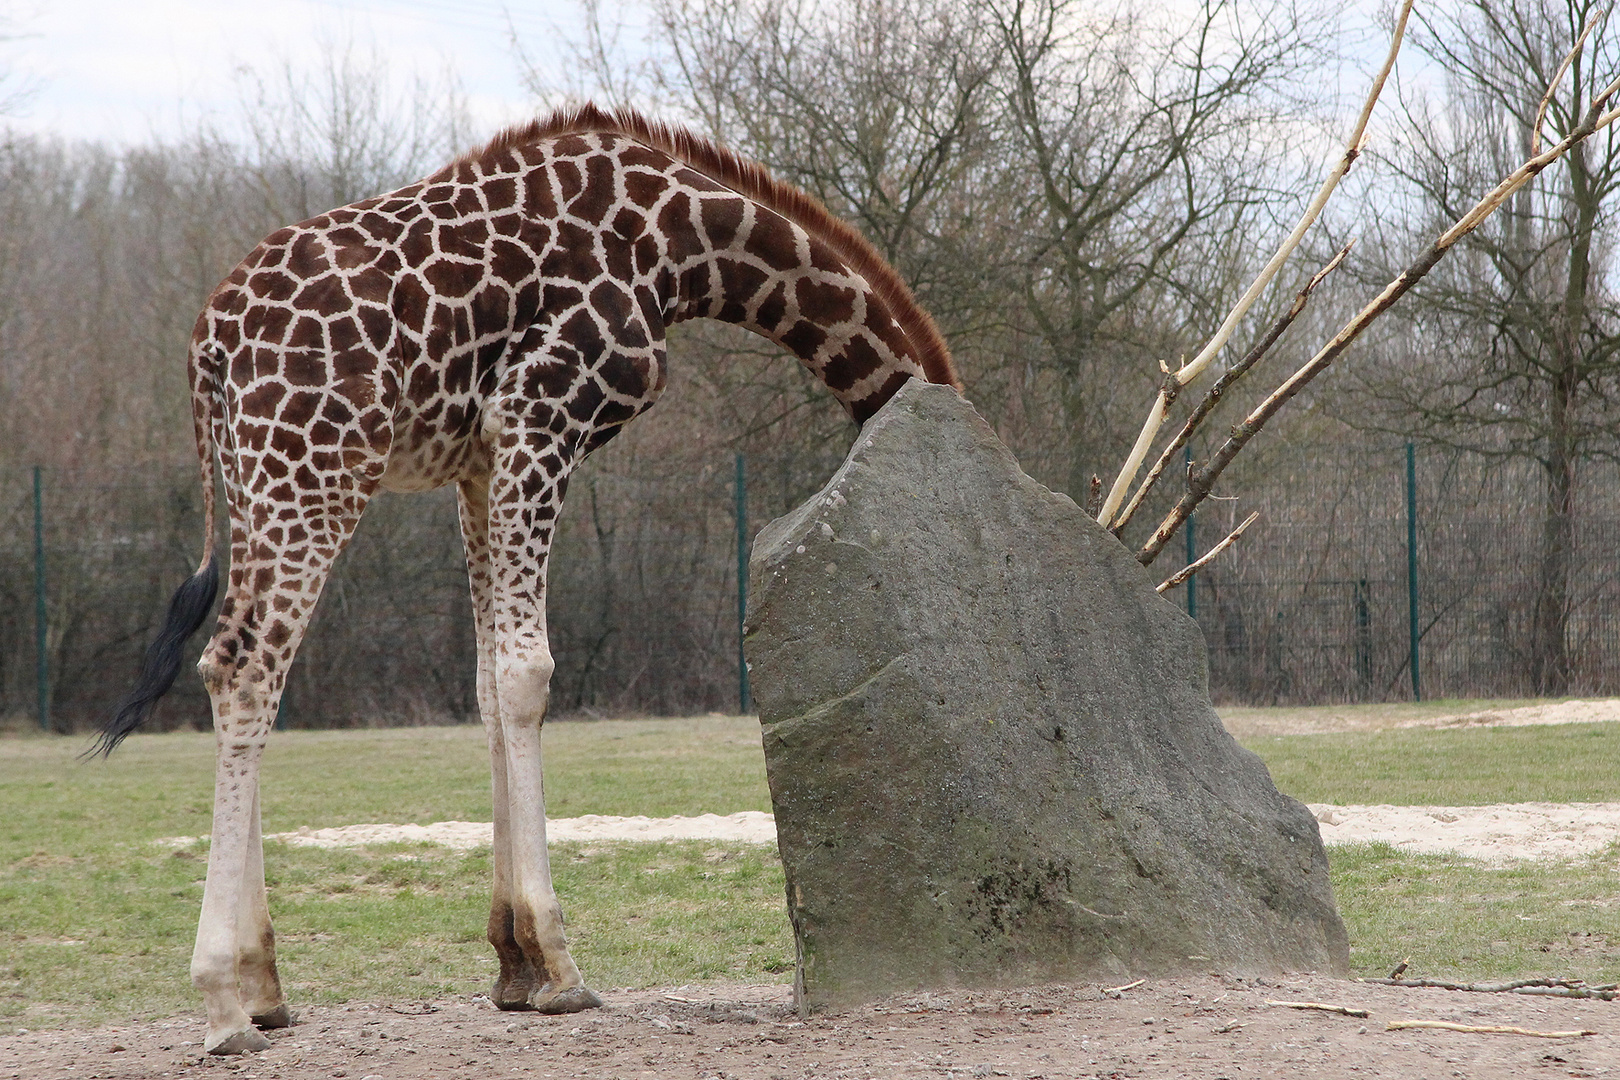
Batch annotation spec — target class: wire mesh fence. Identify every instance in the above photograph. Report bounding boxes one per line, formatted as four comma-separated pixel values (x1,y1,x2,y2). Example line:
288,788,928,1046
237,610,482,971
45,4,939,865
4,445,1618,734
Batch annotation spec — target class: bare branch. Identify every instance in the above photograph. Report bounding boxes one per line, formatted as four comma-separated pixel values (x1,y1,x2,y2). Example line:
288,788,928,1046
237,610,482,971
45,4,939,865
1096,0,1415,526
1156,511,1258,593
1137,69,1620,566
1531,6,1606,157
1112,241,1353,532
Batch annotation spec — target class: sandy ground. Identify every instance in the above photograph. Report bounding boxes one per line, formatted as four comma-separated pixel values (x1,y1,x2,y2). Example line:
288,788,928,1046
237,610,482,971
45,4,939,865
3,973,1614,1079
148,801,1620,863
1217,697,1620,739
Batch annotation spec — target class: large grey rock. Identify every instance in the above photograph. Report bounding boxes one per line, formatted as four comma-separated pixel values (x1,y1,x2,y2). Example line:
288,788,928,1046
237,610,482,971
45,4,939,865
746,381,1348,1010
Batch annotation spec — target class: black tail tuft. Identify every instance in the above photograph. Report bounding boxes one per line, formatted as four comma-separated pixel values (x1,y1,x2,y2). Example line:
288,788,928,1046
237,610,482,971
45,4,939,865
89,555,220,758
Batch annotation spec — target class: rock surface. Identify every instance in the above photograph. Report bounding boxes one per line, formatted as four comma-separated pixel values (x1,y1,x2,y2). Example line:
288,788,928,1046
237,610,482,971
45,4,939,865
746,381,1349,1010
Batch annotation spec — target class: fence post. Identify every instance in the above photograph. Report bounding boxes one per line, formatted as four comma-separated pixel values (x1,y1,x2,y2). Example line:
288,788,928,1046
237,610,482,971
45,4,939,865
734,452,752,714
1405,442,1421,701
1184,446,1196,619
33,466,49,732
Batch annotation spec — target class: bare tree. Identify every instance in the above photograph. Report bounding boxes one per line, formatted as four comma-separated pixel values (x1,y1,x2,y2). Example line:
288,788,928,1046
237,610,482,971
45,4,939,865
1348,0,1620,694
228,38,474,222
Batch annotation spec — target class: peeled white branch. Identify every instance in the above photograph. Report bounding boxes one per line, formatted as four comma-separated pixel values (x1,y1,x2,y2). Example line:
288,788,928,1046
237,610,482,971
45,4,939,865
1112,241,1353,534
1095,0,1415,527
1156,511,1258,593
1137,77,1620,565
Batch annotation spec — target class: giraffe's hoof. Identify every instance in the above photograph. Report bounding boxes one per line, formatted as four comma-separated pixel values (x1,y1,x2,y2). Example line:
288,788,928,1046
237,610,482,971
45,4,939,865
531,984,604,1014
250,1004,295,1029
494,994,537,1012
493,976,539,1011
205,1026,272,1055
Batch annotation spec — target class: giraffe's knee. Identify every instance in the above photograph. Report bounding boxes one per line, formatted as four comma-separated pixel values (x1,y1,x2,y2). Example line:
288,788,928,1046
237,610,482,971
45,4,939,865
496,650,555,725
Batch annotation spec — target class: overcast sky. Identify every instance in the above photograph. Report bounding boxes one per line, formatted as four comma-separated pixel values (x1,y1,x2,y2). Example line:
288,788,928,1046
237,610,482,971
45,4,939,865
2,0,609,147
5,0,1408,154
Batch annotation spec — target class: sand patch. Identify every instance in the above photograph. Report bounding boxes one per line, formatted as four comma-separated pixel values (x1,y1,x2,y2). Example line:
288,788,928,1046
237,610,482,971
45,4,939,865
1309,802,1620,862
156,811,778,852
156,805,1620,862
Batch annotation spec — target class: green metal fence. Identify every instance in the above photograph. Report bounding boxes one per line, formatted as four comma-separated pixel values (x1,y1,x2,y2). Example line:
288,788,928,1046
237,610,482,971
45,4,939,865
5,446,1619,733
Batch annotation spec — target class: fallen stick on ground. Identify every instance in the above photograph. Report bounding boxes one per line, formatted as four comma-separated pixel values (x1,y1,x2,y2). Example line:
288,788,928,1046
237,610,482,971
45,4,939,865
1103,979,1146,995
1387,1020,1597,1037
1364,977,1618,1000
1265,999,1370,1018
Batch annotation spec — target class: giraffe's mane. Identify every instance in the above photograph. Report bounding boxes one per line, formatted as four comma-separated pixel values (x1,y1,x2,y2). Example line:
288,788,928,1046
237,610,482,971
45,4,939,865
460,103,960,390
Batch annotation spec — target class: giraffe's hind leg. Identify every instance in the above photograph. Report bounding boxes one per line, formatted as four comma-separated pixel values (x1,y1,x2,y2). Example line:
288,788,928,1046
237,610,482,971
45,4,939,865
192,485,372,1053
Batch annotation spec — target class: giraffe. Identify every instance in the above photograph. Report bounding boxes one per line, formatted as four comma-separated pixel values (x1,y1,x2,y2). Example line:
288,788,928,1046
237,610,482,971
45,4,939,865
98,104,960,1055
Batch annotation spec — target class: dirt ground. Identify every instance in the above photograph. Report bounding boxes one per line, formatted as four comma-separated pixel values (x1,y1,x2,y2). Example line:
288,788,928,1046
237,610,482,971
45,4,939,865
2,973,1615,1079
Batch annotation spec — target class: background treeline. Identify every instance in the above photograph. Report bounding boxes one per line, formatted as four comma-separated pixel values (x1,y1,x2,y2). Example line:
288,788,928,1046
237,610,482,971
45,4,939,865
3,0,1619,732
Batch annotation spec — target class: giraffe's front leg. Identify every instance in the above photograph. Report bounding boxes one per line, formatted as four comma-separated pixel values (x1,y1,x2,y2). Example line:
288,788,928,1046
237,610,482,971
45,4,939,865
493,643,600,1013
460,473,596,1013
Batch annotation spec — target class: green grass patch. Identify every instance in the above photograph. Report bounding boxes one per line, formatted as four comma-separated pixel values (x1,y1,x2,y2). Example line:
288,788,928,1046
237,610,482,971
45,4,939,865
0,837,791,1029
1332,842,1620,984
1240,721,1620,805
3,709,1618,1030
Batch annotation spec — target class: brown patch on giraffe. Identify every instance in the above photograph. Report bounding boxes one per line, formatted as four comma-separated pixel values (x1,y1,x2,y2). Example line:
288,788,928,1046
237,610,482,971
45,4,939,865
484,176,518,209
574,155,618,225
283,352,328,387
452,186,485,217
601,230,635,282
755,281,789,332
717,258,771,306
423,257,482,299
699,196,745,248
633,234,660,276
490,239,533,286
623,169,669,208
287,316,325,350
278,391,321,427
781,320,828,358
552,158,584,204
295,276,349,317
244,306,293,345
795,278,857,325
287,233,332,278
347,266,392,304
542,221,602,282
744,210,801,272
823,334,885,392
329,316,364,353
241,382,287,417
390,286,429,340
442,218,490,256
250,270,298,303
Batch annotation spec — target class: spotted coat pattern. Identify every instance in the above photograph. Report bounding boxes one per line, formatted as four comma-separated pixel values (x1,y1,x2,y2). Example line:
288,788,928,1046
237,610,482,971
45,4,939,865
177,105,959,1054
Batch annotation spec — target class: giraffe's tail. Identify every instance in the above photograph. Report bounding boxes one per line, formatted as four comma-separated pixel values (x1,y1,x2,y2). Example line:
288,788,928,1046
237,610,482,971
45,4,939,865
89,343,223,757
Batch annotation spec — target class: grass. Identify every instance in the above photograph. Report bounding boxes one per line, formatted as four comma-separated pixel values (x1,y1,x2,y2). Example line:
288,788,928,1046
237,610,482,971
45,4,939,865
1249,721,1620,805
1,706,1616,1030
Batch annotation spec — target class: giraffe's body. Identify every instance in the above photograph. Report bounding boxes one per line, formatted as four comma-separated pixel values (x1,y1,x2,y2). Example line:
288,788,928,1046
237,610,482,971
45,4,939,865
102,106,958,1055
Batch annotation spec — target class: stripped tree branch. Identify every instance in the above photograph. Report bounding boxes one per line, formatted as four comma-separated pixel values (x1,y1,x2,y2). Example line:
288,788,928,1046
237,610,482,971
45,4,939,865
1156,511,1259,592
1532,7,1606,157
1113,241,1353,533
1265,999,1370,1018
1137,74,1620,566
1386,1020,1596,1038
1363,977,1618,1000
1095,0,1415,526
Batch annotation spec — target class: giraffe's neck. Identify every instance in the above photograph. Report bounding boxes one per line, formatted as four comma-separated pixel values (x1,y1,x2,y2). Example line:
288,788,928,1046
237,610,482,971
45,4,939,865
662,185,935,424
